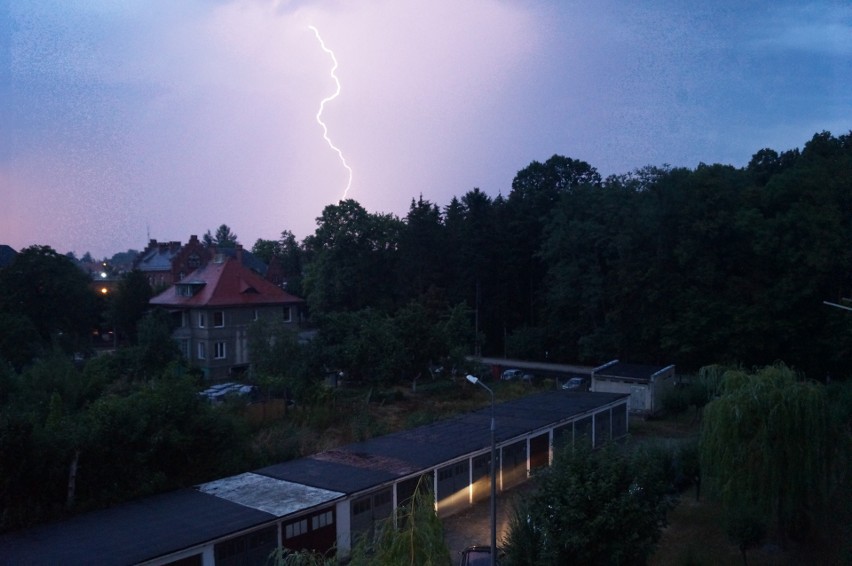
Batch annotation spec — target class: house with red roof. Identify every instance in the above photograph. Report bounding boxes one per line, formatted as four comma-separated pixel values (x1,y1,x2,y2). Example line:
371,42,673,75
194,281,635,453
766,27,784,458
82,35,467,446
150,251,304,380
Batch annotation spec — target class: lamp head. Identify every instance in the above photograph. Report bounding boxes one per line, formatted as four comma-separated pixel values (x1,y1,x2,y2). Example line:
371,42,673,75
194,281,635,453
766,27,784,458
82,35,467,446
466,374,479,385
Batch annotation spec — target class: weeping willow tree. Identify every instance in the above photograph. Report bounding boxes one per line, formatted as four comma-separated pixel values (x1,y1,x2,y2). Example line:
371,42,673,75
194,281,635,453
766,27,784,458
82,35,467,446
700,364,832,542
270,548,336,566
350,478,451,566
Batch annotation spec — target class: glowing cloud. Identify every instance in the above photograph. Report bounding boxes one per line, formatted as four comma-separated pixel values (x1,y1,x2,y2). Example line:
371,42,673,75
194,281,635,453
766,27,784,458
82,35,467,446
308,25,353,200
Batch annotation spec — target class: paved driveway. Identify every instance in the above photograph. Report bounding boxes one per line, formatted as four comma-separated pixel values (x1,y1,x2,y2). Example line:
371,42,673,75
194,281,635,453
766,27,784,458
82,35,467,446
442,479,538,563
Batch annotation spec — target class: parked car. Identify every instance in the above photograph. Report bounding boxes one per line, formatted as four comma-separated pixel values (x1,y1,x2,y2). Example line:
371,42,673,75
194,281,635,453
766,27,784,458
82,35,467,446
521,372,536,383
501,369,523,381
562,376,589,391
459,545,502,566
199,382,256,404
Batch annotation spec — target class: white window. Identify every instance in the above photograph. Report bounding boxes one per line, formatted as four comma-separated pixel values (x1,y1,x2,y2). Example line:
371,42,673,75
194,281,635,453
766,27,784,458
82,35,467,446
180,312,188,327
285,518,308,539
311,510,334,530
282,306,291,323
197,342,206,360
253,309,259,321
180,339,189,358
214,341,226,360
198,313,206,328
213,311,225,327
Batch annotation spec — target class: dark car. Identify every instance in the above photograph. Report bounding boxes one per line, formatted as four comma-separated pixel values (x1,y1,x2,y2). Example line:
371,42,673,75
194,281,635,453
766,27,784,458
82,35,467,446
459,545,501,566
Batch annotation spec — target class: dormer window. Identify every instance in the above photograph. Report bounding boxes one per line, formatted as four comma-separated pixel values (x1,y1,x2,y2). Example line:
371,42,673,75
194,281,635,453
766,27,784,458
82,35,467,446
239,278,258,294
177,281,205,297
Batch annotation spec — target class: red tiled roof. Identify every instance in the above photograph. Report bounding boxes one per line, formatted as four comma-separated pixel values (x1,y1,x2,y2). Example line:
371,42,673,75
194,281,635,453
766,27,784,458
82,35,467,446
150,257,303,308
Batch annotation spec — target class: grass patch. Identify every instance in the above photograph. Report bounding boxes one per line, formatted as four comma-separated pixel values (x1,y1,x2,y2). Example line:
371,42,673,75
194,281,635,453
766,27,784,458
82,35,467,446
651,498,788,566
405,410,438,428
630,412,701,439
413,379,458,396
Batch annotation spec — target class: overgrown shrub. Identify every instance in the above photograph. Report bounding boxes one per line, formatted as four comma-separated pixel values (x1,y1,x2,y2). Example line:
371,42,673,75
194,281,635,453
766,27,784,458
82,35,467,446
503,443,674,565
663,385,691,415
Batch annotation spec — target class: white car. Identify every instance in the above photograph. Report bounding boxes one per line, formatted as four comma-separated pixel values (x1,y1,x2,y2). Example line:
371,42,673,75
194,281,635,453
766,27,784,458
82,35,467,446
501,369,523,381
562,377,589,391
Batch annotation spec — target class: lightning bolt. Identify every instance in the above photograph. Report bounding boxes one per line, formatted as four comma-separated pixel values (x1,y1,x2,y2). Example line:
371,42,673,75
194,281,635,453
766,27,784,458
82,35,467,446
309,25,353,200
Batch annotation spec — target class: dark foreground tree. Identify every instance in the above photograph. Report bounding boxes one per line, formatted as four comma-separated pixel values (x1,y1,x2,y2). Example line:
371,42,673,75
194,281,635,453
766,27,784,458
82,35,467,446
203,224,239,248
129,309,182,380
503,443,671,566
350,479,450,566
0,245,98,355
700,364,837,544
0,312,41,370
108,269,152,344
302,200,402,314
271,547,336,565
724,503,767,566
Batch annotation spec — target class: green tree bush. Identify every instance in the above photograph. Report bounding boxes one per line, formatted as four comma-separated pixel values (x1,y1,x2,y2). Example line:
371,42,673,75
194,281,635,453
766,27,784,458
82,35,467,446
724,503,767,566
203,224,240,248
108,269,152,344
350,479,450,566
700,364,835,543
0,245,99,357
503,443,672,565
271,547,336,565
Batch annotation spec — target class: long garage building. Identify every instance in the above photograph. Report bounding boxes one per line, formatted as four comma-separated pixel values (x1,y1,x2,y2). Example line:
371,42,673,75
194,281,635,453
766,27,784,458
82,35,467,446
0,390,628,565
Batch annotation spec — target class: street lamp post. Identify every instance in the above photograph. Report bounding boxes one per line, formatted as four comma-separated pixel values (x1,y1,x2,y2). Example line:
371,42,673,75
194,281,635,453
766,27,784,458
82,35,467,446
466,374,497,566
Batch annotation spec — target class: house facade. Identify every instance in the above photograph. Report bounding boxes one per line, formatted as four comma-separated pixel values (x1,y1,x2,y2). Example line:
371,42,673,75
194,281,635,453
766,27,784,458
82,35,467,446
150,253,304,380
135,236,276,291
134,238,187,289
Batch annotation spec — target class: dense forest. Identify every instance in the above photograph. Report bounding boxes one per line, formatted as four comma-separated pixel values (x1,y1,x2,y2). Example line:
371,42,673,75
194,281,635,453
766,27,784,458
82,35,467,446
1,131,851,535
259,130,852,380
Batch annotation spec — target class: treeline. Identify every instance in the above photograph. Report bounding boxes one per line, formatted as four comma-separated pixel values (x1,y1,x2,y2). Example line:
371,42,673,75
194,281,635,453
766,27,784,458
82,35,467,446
0,352,249,532
2,130,851,534
0,249,252,532
0,243,471,533
255,131,852,380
